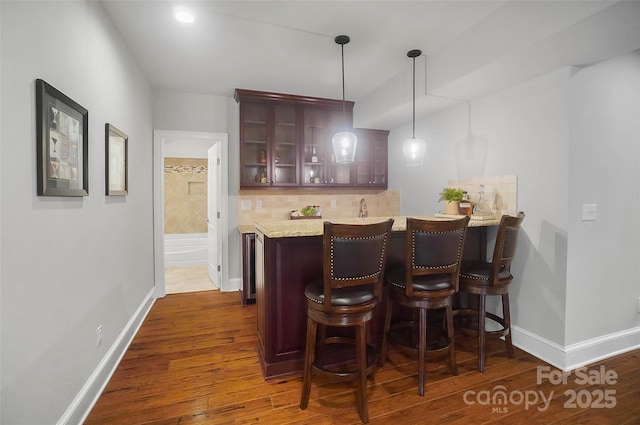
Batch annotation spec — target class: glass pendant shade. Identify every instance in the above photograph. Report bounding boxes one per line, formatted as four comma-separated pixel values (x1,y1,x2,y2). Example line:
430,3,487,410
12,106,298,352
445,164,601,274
332,35,357,163
403,137,426,166
332,131,358,163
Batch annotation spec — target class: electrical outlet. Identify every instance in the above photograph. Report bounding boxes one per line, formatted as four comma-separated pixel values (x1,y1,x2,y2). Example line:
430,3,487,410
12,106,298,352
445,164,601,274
331,199,337,209
97,325,103,347
256,199,263,209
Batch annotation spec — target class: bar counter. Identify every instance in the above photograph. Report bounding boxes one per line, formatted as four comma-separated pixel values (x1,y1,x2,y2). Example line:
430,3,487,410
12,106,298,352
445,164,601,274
255,215,500,238
253,215,499,379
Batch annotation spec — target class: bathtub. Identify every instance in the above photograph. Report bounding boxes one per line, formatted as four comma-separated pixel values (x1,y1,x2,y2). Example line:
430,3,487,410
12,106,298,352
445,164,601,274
164,233,208,267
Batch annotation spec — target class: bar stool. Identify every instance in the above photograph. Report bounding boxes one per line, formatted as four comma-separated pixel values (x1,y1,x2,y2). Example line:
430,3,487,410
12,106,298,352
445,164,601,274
379,216,469,396
300,219,393,424
457,212,525,372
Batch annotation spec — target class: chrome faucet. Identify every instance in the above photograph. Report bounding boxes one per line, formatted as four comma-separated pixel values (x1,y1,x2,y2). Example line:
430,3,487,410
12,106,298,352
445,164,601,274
359,198,368,218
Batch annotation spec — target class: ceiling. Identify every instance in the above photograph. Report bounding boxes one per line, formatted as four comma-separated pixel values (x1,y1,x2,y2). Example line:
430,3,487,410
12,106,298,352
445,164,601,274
99,1,640,129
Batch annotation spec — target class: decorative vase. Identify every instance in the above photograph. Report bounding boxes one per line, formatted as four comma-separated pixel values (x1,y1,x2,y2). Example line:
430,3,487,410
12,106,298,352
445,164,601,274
444,201,460,215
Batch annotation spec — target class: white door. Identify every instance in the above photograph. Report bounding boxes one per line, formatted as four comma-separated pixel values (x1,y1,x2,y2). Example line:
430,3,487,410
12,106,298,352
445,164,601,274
207,144,222,288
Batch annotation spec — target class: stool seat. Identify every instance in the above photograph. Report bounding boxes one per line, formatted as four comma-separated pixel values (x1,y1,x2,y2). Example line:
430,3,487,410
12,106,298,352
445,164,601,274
305,279,375,306
387,269,453,292
460,261,512,284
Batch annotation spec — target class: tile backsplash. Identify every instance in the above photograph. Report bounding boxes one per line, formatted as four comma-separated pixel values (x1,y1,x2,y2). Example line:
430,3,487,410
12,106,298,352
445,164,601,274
165,158,208,234
238,190,401,225
447,175,518,217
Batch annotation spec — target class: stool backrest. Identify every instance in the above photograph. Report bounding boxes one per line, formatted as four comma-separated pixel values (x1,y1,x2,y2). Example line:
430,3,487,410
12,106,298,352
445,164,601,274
489,211,525,284
322,219,394,308
405,216,470,296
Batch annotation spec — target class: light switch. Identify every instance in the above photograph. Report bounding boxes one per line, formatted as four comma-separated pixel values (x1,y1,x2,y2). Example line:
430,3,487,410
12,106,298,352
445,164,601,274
331,199,337,209
256,199,263,209
241,200,251,210
581,204,597,221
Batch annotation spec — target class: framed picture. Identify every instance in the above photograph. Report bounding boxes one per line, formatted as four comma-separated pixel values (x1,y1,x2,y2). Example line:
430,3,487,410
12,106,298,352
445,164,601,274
36,79,89,196
105,123,128,196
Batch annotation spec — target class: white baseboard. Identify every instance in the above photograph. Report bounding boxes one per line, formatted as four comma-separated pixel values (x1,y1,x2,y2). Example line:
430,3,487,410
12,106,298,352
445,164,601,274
512,324,640,371
57,287,156,425
564,325,640,371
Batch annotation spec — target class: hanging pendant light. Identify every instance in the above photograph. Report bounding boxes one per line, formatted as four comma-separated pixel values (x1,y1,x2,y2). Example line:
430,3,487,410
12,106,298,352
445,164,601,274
332,35,357,163
403,49,426,166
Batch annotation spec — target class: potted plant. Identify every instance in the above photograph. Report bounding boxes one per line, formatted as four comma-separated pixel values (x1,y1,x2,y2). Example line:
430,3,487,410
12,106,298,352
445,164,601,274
438,187,464,215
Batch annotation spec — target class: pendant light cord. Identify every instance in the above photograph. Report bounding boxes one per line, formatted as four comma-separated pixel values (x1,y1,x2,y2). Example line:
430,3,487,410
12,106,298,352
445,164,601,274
412,55,416,139
341,43,347,127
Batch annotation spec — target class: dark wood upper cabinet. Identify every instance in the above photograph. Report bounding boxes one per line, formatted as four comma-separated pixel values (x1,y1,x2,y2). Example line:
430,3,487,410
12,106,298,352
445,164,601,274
235,89,388,190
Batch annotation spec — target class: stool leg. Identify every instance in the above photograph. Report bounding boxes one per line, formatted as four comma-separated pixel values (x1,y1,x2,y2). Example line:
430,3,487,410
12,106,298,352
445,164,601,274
502,293,514,359
478,295,486,372
356,323,369,423
316,324,326,368
365,322,375,383
300,316,317,410
379,297,392,367
418,307,427,396
445,303,458,375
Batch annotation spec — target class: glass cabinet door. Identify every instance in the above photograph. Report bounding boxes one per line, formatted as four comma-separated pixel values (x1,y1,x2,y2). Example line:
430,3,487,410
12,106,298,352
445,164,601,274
354,136,371,185
240,102,268,186
371,136,387,186
353,129,388,187
302,108,328,186
272,104,297,186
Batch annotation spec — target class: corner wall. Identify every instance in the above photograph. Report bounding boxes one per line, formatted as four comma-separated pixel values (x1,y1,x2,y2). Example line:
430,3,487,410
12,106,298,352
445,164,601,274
1,2,154,424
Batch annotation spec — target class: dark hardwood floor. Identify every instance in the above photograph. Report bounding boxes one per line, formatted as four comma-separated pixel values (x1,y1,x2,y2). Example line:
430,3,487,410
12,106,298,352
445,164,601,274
85,291,640,424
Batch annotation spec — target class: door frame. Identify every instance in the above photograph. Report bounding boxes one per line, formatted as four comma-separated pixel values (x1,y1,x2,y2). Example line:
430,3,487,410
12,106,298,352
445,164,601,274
207,143,222,288
153,130,229,298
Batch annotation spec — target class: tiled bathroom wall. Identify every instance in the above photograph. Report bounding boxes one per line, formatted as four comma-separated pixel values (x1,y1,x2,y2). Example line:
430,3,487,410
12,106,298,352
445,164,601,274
447,175,518,217
237,190,401,225
164,158,208,234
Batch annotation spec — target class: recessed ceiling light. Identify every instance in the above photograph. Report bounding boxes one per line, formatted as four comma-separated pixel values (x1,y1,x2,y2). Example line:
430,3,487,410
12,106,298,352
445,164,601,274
174,6,195,24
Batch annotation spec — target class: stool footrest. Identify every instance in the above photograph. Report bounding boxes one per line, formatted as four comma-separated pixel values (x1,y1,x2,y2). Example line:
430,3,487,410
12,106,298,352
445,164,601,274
387,321,452,357
312,337,377,379
455,309,509,338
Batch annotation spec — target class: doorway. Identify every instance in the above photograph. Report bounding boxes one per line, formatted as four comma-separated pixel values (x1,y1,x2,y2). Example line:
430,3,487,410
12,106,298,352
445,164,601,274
153,130,229,298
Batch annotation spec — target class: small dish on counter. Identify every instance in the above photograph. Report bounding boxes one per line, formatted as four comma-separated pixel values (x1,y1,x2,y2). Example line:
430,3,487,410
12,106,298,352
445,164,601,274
290,205,322,220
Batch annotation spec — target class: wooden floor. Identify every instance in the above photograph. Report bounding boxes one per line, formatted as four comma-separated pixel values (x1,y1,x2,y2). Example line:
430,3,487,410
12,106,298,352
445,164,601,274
86,290,640,424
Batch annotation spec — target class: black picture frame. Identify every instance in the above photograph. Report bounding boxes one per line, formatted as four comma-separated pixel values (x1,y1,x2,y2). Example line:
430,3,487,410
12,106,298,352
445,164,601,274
36,79,89,196
105,123,128,196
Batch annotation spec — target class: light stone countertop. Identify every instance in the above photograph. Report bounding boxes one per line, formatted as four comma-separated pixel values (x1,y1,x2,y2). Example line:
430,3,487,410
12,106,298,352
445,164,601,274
237,225,256,234
252,215,501,238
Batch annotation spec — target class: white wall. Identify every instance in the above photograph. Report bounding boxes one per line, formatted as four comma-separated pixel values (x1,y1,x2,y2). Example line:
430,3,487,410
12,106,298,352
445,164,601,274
153,90,228,133
567,52,640,345
1,2,154,424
